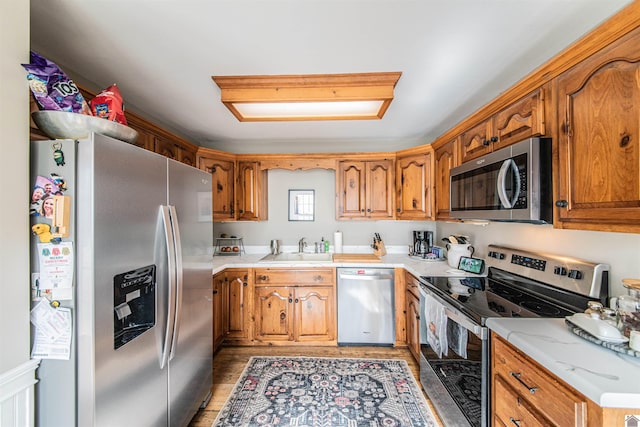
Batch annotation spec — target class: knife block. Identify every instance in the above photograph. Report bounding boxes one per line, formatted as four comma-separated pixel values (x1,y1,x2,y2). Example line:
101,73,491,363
373,240,387,257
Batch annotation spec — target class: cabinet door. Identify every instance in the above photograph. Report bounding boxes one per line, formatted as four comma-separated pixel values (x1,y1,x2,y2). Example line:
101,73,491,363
366,159,395,219
254,287,293,341
155,136,179,160
493,88,546,150
198,156,235,220
178,146,197,167
294,286,335,342
211,275,225,351
337,161,366,218
556,27,640,232
224,270,250,341
396,152,433,220
435,137,459,220
405,291,420,362
236,161,267,221
460,118,493,163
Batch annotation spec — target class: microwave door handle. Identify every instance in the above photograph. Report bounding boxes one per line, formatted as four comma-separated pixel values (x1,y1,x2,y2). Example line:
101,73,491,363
497,159,521,208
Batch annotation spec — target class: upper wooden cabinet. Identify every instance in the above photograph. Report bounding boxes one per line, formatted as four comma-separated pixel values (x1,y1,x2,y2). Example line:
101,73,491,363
395,149,434,220
336,158,395,220
197,152,236,221
555,26,640,233
460,88,547,163
236,161,268,221
154,135,197,167
434,137,460,220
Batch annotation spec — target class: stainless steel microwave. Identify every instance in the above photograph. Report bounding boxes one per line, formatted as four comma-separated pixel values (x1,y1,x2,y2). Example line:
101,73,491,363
450,137,552,223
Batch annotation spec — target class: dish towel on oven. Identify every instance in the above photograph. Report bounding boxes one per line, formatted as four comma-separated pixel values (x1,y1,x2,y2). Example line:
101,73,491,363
424,294,448,358
447,320,468,358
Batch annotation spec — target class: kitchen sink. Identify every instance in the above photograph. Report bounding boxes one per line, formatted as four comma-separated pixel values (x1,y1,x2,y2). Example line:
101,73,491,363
259,252,332,262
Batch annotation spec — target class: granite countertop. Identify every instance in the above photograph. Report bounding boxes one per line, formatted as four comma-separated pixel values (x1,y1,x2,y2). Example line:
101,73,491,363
210,249,479,279
487,318,640,408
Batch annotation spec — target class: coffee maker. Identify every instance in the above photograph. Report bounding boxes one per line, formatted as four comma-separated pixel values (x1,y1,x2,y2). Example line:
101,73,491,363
412,231,433,257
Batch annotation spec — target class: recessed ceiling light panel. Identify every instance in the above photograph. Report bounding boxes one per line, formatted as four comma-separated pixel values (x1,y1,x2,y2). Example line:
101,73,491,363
212,72,402,122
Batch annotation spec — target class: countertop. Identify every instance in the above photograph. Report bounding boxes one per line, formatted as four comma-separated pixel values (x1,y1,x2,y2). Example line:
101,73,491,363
486,318,640,408
210,251,478,279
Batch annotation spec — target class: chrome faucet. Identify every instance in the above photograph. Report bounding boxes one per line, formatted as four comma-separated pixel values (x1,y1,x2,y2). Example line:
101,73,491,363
298,237,307,253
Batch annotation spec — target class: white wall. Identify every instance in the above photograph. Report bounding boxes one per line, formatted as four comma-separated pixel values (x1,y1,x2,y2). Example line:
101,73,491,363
0,0,30,372
215,169,435,250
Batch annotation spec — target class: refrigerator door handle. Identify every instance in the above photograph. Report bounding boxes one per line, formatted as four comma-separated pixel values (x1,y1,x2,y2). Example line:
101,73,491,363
160,206,177,369
168,205,183,361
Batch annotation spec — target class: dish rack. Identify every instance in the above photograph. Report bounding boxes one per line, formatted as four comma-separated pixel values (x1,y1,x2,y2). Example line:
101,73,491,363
565,318,639,358
214,237,244,256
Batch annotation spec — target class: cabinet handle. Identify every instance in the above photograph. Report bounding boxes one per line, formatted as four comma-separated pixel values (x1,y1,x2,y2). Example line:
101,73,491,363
509,417,521,426
555,200,568,208
509,372,538,394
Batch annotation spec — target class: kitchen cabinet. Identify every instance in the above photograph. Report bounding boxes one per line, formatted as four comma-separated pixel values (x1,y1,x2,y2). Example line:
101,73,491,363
492,334,587,426
405,272,421,362
336,159,395,220
434,137,460,220
395,149,434,220
124,114,156,152
197,151,235,221
253,268,336,344
236,161,268,221
555,26,640,233
154,135,197,167
213,269,252,345
460,88,547,163
211,274,224,351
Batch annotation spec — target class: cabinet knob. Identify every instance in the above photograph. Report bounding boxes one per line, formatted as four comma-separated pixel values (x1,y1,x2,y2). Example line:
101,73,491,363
482,139,490,146
361,209,365,212
280,312,286,320
295,298,299,303
367,208,371,212
555,200,568,208
288,298,293,303
490,136,498,143
243,282,248,287
260,275,268,281
212,290,218,294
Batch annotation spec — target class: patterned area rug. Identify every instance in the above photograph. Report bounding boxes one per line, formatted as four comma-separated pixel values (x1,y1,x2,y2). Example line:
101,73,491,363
213,356,439,427
428,359,481,427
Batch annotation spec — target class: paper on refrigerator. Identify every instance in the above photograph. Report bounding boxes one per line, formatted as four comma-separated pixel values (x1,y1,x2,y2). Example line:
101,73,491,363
37,242,74,297
30,299,72,360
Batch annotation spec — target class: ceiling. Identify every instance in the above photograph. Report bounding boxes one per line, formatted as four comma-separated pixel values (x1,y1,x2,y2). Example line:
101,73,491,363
30,0,631,153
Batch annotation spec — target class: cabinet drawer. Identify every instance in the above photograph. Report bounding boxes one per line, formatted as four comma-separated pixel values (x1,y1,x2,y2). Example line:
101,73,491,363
494,375,552,427
405,271,420,298
493,336,586,426
255,268,334,285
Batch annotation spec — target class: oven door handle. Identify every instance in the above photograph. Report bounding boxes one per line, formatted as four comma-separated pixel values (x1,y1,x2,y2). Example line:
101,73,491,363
444,307,488,340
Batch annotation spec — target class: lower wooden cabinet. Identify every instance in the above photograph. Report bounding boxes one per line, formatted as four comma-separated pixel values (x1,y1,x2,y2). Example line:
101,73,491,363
254,268,336,344
492,333,640,426
405,290,420,362
492,334,587,426
212,268,251,349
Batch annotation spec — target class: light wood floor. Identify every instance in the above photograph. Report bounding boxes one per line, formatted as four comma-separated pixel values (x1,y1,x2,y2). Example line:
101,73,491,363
188,345,443,427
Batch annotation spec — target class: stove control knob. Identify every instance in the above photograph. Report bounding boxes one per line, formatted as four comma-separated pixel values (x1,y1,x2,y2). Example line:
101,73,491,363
568,269,583,280
553,266,567,276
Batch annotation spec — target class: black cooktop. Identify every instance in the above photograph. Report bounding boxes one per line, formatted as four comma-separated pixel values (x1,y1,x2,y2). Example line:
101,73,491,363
419,271,580,325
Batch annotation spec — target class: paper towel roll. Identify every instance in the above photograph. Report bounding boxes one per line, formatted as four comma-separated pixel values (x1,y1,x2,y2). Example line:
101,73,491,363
333,231,343,253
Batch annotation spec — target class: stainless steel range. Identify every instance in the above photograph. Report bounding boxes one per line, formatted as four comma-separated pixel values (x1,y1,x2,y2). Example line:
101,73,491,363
417,244,609,427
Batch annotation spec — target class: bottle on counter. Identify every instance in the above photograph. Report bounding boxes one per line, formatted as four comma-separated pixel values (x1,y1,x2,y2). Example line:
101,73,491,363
324,238,330,253
616,278,640,338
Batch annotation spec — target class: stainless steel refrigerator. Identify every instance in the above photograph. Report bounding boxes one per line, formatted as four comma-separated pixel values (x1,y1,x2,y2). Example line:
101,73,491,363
30,133,213,426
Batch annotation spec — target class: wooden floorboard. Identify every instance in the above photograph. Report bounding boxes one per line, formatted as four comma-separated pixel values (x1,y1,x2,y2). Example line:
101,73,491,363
188,345,443,427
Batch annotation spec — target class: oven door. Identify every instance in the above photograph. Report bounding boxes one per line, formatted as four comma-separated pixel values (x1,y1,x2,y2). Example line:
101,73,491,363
419,286,489,427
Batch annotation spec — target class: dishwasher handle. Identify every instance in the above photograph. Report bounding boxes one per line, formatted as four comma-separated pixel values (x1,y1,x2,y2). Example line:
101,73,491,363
338,273,394,281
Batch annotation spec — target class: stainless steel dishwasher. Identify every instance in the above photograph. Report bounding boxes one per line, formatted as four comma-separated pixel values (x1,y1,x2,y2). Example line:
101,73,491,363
337,268,395,345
